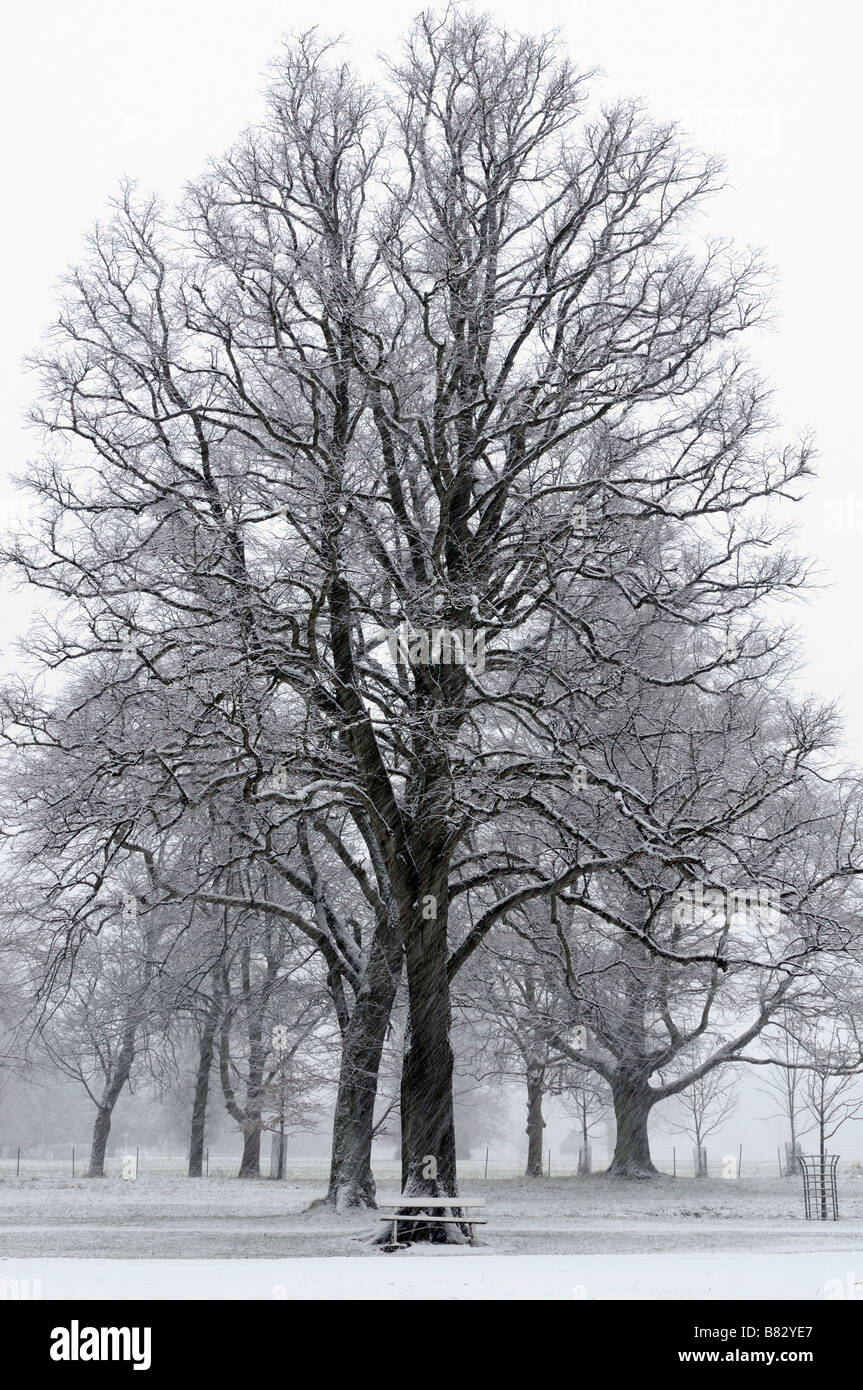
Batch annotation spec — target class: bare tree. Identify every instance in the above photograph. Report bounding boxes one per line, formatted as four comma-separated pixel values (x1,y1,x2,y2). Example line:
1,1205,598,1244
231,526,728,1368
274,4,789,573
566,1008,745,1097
557,1073,610,1176
216,909,333,1178
662,1054,739,1176
455,912,597,1178
7,12,853,1241
758,1010,808,1175
798,1020,863,1162
36,897,166,1177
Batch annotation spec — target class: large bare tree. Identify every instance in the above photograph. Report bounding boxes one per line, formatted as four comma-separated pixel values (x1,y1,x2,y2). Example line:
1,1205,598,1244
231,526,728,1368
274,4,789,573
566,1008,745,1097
5,12,843,1235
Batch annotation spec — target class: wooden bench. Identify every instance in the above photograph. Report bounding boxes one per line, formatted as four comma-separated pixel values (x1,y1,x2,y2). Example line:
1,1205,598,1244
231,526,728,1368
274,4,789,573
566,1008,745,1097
377,1195,488,1249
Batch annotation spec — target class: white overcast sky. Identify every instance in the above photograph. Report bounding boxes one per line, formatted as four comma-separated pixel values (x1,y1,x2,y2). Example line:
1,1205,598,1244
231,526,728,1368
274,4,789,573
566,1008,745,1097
2,0,862,746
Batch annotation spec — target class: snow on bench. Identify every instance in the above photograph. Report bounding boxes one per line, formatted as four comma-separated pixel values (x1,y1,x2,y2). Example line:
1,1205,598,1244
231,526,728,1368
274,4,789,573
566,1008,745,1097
377,1196,488,1250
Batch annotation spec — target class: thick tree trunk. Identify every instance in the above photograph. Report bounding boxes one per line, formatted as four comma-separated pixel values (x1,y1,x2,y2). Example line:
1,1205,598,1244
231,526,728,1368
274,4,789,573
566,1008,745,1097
389,911,463,1244
400,922,457,1193
607,1070,658,1178
188,1007,218,1178
324,927,401,1211
325,1026,387,1209
525,1064,546,1177
238,1126,261,1178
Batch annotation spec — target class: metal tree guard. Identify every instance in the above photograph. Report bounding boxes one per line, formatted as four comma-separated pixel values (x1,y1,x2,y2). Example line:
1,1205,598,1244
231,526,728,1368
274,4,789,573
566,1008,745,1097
800,1154,839,1220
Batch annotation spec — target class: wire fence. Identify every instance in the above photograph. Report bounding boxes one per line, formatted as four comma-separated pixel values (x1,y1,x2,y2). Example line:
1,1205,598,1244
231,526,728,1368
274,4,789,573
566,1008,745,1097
2,1146,862,1182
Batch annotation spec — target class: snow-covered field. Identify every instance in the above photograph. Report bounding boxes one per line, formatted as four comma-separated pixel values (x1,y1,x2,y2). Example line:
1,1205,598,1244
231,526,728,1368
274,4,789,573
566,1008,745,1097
3,1251,863,1300
1,1170,862,1297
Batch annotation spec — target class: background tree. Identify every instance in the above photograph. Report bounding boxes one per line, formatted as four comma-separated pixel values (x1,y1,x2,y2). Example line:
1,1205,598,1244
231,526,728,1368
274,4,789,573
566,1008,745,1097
36,895,167,1177
540,677,863,1177
757,1010,809,1176
797,1018,863,1162
216,908,332,1178
662,1053,739,1177
455,912,593,1177
557,1071,610,1175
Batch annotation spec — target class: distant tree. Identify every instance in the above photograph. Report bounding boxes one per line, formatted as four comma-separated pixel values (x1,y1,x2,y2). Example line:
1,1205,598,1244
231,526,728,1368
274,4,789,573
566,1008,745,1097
662,1054,739,1176
37,895,166,1177
0,914,27,1124
757,1011,809,1175
217,911,333,1178
453,1082,508,1162
557,1073,610,1174
798,1020,863,1162
536,683,863,1178
454,915,594,1178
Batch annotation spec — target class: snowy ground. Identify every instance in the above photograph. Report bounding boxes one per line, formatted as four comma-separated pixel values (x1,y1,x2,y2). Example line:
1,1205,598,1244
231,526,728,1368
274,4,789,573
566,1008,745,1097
3,1251,863,1300
1,1170,862,1298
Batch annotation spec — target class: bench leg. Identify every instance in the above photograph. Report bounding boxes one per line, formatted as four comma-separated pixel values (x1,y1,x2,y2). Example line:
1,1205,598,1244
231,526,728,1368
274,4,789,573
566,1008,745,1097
392,1218,398,1245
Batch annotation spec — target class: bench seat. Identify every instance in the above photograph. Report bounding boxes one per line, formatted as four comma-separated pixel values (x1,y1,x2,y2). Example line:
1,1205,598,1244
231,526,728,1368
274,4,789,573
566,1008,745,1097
377,1196,488,1248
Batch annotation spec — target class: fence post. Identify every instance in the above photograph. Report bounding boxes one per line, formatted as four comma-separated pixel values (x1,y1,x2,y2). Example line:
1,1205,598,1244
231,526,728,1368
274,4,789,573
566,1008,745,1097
205,1147,209,1177
72,1146,75,1179
672,1146,676,1177
135,1147,139,1180
738,1143,743,1179
547,1148,551,1178
777,1146,782,1176
16,1146,20,1177
484,1147,489,1180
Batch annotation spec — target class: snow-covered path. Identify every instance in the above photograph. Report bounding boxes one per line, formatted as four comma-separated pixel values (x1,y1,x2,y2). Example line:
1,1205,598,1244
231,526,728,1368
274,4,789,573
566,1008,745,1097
2,1250,862,1300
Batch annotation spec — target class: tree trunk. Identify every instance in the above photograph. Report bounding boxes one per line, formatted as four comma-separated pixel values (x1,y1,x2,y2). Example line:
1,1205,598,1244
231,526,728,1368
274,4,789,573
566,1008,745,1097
785,1108,801,1176
325,1023,388,1209
238,1126,261,1178
217,1004,264,1178
87,1027,136,1177
578,1100,591,1175
325,934,401,1211
188,1007,218,1178
390,909,462,1244
88,1104,113,1177
235,996,266,1179
525,1064,545,1177
784,1137,802,1176
272,1127,287,1180
607,1070,658,1177
695,1130,707,1177
401,921,457,1192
